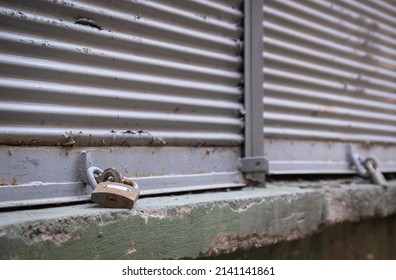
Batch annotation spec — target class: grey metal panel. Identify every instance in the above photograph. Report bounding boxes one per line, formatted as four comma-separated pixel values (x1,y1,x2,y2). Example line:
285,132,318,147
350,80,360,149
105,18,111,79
0,146,244,208
0,0,243,147
266,139,396,175
0,0,245,206
262,0,396,174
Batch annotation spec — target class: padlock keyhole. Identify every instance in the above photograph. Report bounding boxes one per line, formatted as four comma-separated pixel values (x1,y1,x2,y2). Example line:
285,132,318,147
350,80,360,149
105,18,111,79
107,195,116,205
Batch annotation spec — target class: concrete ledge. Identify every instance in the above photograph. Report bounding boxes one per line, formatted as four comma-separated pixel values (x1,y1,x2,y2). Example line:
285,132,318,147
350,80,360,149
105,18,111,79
1,180,396,259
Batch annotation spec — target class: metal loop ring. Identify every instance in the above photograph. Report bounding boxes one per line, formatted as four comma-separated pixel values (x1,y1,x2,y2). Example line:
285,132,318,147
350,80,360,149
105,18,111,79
86,166,103,190
351,154,370,177
362,157,378,170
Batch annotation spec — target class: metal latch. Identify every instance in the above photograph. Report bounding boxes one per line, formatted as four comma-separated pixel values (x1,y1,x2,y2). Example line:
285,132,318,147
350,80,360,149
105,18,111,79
350,153,389,188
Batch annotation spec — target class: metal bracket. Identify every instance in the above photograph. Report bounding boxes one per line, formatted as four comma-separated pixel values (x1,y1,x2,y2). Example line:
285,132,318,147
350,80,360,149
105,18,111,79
79,151,103,191
239,157,269,173
79,150,93,185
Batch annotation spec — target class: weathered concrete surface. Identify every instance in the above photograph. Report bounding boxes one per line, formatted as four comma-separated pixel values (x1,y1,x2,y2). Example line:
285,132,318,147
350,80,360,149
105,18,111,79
203,215,396,259
1,180,396,259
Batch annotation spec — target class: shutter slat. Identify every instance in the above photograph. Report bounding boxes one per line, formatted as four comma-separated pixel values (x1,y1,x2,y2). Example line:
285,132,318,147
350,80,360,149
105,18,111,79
0,0,245,206
0,0,243,147
263,0,396,174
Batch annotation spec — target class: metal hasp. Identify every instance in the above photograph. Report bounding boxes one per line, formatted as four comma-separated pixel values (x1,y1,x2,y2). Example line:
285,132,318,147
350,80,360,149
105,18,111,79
349,146,389,188
242,0,266,184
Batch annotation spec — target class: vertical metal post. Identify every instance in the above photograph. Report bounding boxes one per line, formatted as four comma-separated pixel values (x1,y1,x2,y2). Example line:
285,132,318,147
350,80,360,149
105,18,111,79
241,0,267,184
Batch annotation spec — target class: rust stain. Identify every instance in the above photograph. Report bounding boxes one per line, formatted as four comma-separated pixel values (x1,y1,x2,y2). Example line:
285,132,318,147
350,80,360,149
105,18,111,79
11,178,18,185
359,141,374,152
203,149,212,159
0,179,6,185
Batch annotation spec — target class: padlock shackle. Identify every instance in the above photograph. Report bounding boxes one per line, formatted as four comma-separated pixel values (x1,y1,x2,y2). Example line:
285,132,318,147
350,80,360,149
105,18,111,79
100,168,123,183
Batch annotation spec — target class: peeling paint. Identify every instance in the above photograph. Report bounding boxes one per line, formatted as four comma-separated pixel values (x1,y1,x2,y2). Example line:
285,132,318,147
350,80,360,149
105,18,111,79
175,205,194,219
16,223,73,246
139,209,168,225
227,198,268,213
74,18,103,30
126,241,137,255
200,232,285,257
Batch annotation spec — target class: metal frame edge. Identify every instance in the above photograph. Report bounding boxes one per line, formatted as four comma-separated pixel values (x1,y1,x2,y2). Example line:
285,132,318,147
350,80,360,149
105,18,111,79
243,0,266,183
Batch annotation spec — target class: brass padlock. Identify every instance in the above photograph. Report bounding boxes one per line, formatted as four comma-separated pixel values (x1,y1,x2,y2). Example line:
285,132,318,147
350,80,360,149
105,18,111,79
91,181,140,209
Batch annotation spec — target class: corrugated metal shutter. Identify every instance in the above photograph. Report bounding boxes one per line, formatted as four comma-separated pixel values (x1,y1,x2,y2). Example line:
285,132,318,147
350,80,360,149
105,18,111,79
0,0,245,207
262,0,396,174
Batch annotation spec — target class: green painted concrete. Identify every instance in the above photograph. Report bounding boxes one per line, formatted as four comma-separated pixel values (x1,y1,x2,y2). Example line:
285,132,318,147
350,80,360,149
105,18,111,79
1,180,396,259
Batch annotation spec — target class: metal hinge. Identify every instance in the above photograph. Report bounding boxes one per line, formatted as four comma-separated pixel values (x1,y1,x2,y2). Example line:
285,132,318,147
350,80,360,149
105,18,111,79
239,156,269,173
